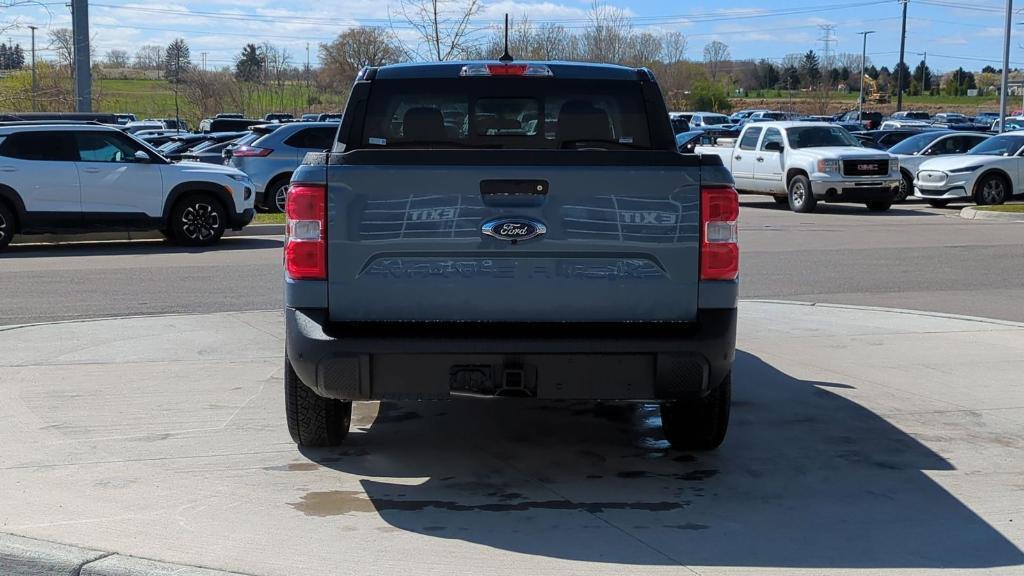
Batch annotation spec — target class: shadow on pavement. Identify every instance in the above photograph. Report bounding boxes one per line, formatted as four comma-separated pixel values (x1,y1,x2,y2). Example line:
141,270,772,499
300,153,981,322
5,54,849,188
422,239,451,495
740,199,938,217
0,237,282,258
298,351,1023,569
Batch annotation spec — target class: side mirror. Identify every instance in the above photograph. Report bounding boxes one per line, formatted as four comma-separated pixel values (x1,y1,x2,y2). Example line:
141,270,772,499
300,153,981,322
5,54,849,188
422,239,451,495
133,150,151,163
763,141,784,152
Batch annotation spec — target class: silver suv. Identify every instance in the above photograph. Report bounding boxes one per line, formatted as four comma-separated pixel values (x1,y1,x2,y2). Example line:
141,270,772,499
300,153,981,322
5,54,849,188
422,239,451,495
227,122,338,212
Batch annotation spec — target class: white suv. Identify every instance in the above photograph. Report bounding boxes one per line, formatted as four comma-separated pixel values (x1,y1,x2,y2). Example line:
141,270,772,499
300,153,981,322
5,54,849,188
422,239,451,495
0,124,255,249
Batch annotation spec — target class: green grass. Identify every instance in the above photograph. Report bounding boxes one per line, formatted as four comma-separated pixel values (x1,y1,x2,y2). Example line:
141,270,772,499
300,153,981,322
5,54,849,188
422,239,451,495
975,204,1024,212
253,213,285,224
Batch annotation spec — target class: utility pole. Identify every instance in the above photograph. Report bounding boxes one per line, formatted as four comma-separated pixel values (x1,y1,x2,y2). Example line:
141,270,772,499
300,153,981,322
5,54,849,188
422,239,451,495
896,0,908,111
920,51,928,93
1000,0,1013,132
71,0,91,112
201,51,207,71
858,31,875,119
27,25,37,112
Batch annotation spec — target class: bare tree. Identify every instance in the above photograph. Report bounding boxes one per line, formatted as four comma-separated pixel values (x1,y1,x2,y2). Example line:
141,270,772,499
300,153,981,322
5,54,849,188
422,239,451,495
133,45,164,70
104,49,130,68
319,26,402,89
703,40,730,81
396,0,481,61
661,31,687,63
626,31,662,68
535,23,580,61
582,1,632,63
47,28,73,76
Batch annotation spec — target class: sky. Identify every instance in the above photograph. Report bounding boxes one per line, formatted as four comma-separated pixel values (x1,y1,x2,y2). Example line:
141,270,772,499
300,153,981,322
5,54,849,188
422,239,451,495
0,0,1019,73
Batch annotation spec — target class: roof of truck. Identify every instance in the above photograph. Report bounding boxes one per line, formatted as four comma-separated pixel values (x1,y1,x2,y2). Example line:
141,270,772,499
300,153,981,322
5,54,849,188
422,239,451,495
372,61,651,81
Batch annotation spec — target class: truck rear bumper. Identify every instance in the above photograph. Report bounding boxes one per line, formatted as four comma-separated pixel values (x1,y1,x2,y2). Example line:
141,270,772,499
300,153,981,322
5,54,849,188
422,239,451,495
285,307,736,402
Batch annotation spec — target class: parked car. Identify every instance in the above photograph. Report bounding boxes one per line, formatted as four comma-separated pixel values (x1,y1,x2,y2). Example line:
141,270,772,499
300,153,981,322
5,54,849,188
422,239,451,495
974,111,1000,124
113,113,137,125
668,112,691,134
134,130,188,147
159,131,246,162
730,109,765,123
300,113,320,122
0,124,255,249
180,139,239,164
199,117,264,133
835,110,883,130
145,118,189,131
914,132,1024,207
689,112,732,128
264,112,294,122
891,111,930,121
932,112,968,125
228,122,337,212
696,121,899,212
216,113,244,119
221,126,283,163
990,117,1024,132
854,129,934,151
887,131,989,201
748,111,788,122
879,120,932,130
124,121,166,134
317,113,343,122
283,60,737,451
676,126,742,153
0,112,117,124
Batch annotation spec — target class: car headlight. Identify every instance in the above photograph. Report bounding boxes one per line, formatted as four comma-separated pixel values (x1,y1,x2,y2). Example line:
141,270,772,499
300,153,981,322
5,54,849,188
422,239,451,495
227,173,251,183
817,159,840,174
889,158,899,173
948,165,983,174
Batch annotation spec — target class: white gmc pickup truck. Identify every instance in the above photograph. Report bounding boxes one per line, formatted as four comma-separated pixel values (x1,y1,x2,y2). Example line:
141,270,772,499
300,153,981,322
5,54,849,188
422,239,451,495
695,121,900,212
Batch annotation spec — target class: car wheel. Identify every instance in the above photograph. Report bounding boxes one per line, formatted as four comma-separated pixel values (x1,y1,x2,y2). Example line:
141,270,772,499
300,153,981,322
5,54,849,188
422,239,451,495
773,195,789,206
866,201,892,212
974,174,1009,206
788,175,817,213
927,199,951,208
285,357,351,447
262,178,291,214
0,202,14,249
660,373,731,451
895,171,913,203
170,194,226,246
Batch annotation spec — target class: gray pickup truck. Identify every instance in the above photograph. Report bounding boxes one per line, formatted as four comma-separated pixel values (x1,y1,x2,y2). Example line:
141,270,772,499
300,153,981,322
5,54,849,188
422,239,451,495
283,61,739,451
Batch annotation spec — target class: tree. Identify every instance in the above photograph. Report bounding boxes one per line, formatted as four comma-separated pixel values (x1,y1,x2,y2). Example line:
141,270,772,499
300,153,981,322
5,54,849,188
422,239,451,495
12,44,24,69
234,44,264,83
133,45,163,70
164,38,191,83
866,65,880,80
396,0,481,61
47,28,74,76
757,59,779,89
687,79,732,112
703,40,730,81
799,50,821,87
982,65,998,74
626,31,662,68
104,49,130,68
912,59,933,94
661,31,687,63
892,62,911,94
319,26,402,89
582,1,632,63
781,65,800,90
943,67,977,96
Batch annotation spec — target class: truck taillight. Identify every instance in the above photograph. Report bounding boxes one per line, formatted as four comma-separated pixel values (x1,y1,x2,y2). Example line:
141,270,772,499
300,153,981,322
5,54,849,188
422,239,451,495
285,183,326,281
700,186,739,281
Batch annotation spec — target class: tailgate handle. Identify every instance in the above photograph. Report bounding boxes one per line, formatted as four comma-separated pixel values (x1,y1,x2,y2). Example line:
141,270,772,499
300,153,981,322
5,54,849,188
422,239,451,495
480,180,549,207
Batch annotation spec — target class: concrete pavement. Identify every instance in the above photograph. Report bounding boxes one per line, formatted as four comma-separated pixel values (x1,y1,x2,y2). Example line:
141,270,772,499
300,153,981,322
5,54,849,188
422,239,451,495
1,301,1022,575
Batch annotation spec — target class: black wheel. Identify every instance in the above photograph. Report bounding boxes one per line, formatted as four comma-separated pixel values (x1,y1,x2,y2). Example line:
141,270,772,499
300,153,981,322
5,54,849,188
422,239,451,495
866,201,892,212
788,175,817,213
660,373,732,451
928,199,951,208
263,177,291,213
285,357,352,447
773,195,789,206
0,202,14,249
895,171,913,203
974,173,1009,206
169,194,226,246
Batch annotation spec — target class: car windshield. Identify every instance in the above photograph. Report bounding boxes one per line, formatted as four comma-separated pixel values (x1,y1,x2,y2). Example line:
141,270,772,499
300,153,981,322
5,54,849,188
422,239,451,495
787,126,860,148
889,132,945,155
761,112,786,120
968,134,1024,156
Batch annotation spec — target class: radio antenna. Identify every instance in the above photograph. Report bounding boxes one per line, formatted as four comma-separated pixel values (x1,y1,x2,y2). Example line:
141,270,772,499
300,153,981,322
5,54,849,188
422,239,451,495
499,13,513,62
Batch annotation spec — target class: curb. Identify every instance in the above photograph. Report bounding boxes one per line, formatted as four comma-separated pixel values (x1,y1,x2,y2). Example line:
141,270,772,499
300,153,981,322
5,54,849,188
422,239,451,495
0,533,252,576
959,206,1024,221
11,224,284,246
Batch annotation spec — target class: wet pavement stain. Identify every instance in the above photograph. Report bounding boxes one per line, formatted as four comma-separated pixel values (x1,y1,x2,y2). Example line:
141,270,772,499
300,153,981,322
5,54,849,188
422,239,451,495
615,469,719,481
664,523,710,531
289,490,690,516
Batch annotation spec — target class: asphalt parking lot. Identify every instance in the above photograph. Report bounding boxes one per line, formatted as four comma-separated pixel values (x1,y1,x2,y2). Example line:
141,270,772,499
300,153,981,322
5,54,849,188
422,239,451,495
1,197,1023,575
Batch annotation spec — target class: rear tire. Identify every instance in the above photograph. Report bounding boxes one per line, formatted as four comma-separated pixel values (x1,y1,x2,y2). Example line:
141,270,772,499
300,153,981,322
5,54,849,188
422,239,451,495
285,357,352,447
0,202,14,249
895,171,913,203
866,201,892,212
262,177,291,213
788,175,817,213
927,199,951,208
169,194,226,246
660,373,732,451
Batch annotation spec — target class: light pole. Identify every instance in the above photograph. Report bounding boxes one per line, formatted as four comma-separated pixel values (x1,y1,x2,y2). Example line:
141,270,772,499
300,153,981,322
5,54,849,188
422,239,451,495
999,0,1013,132
915,51,928,94
27,25,37,112
857,31,875,120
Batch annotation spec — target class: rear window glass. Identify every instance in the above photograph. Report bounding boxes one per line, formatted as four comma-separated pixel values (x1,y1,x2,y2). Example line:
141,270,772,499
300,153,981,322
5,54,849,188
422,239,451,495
360,78,652,150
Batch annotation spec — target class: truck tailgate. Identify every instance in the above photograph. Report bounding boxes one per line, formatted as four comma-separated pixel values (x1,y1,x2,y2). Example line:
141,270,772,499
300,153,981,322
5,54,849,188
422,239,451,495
325,156,701,322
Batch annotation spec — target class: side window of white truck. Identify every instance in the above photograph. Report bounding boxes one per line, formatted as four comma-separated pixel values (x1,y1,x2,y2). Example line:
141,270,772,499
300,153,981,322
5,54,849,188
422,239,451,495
739,127,762,151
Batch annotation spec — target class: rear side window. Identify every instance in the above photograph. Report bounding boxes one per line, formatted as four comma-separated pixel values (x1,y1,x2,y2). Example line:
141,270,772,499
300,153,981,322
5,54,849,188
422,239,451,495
0,131,76,161
739,127,762,150
284,127,336,150
360,78,653,150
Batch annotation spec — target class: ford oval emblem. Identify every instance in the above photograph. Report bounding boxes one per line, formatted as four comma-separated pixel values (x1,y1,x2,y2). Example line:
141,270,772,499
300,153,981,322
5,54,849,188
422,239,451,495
482,217,546,242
